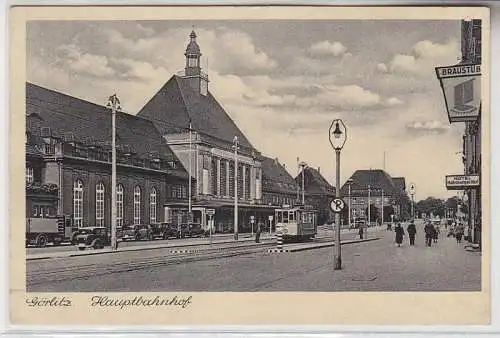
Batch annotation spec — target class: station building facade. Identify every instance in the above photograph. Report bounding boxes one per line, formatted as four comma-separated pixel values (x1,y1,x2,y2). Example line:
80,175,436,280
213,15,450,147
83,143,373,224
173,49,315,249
26,82,191,230
137,31,278,233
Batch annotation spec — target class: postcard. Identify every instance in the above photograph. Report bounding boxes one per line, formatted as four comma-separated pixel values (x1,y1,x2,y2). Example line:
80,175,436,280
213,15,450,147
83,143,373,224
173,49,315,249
10,5,490,326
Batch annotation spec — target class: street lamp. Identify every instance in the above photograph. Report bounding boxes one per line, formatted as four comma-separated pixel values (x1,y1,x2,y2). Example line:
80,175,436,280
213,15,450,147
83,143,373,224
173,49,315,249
232,136,239,241
346,178,354,228
329,119,347,270
107,93,121,251
299,161,308,205
367,185,371,228
409,183,416,220
188,120,193,223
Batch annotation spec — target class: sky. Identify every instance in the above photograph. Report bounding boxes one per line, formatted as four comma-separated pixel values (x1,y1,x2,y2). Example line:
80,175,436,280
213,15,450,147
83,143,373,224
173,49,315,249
26,20,467,200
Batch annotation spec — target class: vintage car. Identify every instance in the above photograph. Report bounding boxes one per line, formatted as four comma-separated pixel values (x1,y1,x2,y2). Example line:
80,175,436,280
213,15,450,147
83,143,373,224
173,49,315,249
122,224,153,241
182,223,208,238
75,227,110,250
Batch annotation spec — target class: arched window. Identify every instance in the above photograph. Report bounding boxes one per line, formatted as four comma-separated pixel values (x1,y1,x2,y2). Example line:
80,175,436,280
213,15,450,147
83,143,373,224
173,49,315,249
116,184,124,227
95,182,105,227
134,186,141,224
73,179,84,228
150,187,157,224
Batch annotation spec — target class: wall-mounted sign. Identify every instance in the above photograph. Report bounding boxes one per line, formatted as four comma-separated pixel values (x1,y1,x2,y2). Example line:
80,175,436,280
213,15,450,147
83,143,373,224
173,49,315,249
445,174,480,190
435,64,481,123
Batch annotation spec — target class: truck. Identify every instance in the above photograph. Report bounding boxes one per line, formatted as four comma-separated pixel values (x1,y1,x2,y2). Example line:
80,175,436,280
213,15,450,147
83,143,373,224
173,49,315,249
26,215,75,247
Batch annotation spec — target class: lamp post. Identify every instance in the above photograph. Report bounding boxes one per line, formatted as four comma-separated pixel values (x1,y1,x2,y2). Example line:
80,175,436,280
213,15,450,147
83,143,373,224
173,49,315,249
346,178,354,228
367,185,371,228
329,119,347,270
409,183,416,220
299,161,308,205
188,120,193,223
381,189,384,227
107,94,120,251
233,136,239,241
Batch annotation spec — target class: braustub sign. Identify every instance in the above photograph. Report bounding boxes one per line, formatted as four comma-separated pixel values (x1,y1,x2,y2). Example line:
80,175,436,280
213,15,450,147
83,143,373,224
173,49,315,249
435,64,481,123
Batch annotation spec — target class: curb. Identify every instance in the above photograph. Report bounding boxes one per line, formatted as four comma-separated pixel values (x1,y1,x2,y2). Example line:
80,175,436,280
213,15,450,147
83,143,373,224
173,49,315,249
27,236,282,261
267,237,379,253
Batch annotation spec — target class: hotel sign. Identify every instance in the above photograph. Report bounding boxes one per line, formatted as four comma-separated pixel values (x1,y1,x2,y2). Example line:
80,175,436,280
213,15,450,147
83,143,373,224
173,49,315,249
435,64,481,123
445,174,480,190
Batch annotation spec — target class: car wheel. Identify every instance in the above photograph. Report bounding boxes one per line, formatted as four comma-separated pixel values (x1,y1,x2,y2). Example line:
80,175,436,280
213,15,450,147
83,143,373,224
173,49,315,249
93,240,102,249
37,235,48,248
78,247,85,251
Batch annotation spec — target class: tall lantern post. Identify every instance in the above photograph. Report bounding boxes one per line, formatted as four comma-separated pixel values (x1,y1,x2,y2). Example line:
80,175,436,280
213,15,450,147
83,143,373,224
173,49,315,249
107,94,121,251
329,119,347,270
299,161,308,205
233,136,239,241
409,183,416,220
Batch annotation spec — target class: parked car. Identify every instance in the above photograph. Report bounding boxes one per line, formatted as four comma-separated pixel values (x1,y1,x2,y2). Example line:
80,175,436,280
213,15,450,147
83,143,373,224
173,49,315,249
75,227,109,250
183,223,208,238
122,224,153,241
150,223,178,240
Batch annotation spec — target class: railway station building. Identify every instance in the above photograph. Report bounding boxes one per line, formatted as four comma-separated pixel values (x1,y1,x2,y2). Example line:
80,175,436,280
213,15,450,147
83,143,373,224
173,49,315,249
137,30,281,233
26,83,191,229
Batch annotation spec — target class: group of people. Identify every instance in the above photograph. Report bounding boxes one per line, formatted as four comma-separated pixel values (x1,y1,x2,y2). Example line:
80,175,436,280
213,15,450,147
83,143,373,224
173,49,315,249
392,219,465,247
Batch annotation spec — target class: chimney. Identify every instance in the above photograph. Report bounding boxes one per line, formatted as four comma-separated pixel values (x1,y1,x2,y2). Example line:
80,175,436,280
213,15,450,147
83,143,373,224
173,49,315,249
283,163,286,169
318,167,320,173
274,157,279,165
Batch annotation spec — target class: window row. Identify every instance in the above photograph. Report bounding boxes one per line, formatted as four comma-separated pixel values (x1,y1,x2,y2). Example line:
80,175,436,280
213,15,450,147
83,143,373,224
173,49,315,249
73,180,159,228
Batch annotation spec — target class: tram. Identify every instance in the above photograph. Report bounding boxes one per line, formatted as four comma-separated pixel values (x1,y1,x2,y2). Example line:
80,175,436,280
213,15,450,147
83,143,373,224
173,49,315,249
275,205,318,242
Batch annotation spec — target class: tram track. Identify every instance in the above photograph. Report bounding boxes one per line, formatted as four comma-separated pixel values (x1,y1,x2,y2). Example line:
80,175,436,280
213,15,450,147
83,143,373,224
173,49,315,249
27,236,337,287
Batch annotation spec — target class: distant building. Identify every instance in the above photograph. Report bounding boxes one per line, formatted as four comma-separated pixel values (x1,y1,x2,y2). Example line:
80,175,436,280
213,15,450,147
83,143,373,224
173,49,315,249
261,157,298,207
295,167,336,225
26,83,190,229
340,169,409,223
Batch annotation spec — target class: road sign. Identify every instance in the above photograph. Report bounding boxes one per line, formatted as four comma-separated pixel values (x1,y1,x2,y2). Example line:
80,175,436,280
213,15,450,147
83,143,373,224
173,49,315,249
250,215,255,223
268,215,274,222
206,209,215,216
330,198,346,213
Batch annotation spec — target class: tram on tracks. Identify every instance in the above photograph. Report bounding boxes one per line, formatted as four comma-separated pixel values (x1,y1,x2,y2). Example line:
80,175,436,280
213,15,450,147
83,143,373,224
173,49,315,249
275,205,318,242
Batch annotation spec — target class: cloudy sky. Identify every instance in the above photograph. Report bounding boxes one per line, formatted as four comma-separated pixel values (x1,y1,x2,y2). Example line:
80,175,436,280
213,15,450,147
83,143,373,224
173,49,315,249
27,20,466,200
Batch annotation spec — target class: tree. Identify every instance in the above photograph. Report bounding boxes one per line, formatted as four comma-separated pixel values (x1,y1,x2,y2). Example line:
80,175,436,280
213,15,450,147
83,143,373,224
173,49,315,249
416,197,446,218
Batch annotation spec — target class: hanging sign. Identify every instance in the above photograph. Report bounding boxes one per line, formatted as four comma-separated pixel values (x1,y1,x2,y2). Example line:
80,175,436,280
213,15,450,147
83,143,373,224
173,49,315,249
445,174,480,190
435,64,481,123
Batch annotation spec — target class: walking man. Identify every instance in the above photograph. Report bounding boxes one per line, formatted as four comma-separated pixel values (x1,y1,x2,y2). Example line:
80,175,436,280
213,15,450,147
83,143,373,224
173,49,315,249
255,221,262,243
407,220,417,246
424,221,433,247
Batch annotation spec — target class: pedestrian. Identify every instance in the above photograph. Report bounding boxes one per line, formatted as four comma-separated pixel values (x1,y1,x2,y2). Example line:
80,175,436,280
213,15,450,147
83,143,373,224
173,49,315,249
424,221,434,247
455,225,463,244
358,225,364,240
255,221,262,243
394,223,405,247
407,220,416,246
433,224,440,243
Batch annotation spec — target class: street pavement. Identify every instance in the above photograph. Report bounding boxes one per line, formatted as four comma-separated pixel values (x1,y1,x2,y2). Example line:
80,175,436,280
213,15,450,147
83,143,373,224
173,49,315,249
27,220,479,292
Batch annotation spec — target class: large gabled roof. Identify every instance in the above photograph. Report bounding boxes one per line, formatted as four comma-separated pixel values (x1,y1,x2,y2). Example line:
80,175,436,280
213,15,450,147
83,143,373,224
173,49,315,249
296,167,335,196
340,169,398,196
137,75,256,154
261,156,297,194
26,82,188,177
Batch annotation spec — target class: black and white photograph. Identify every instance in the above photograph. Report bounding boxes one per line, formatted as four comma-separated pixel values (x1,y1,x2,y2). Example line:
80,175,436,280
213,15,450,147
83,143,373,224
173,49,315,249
11,5,490,326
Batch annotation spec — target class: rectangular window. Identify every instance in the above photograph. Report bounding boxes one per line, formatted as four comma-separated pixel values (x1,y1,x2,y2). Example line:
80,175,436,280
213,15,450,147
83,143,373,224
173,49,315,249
229,161,235,197
116,185,124,227
454,79,474,106
26,167,34,183
211,158,217,195
237,165,243,199
245,166,251,200
220,160,227,196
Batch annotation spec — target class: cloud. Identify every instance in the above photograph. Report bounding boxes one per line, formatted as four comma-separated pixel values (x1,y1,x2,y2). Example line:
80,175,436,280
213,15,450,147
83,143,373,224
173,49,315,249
377,63,388,73
386,97,403,106
405,120,451,135
387,39,460,76
56,44,115,77
310,41,347,57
